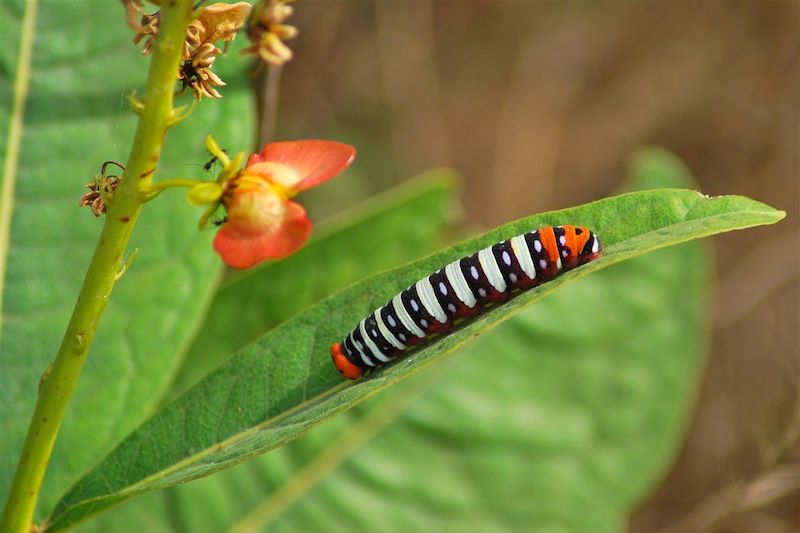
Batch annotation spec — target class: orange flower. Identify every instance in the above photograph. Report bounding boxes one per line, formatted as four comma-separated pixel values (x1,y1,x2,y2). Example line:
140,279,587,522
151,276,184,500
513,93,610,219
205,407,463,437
213,140,355,269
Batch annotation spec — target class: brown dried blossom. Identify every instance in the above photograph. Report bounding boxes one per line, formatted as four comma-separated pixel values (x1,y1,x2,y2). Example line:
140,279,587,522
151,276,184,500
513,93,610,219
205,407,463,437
121,0,145,32
127,1,251,100
189,2,251,52
242,0,298,66
179,2,251,99
180,43,226,98
79,162,124,217
125,0,163,57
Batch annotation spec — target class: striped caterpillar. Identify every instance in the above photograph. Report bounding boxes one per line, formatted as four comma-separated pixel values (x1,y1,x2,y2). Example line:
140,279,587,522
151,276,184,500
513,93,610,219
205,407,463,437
331,225,602,379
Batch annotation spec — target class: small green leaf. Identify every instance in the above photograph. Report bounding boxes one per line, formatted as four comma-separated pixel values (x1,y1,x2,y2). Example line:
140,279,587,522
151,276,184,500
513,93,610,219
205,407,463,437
48,187,783,530
166,171,460,400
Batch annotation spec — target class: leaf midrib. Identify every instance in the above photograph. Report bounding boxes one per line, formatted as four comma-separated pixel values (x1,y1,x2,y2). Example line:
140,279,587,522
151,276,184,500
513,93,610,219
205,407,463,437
0,0,38,334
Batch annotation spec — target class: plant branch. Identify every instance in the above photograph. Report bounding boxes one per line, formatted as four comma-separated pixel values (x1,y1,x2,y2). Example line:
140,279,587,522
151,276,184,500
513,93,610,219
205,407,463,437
0,1,194,531
259,63,282,146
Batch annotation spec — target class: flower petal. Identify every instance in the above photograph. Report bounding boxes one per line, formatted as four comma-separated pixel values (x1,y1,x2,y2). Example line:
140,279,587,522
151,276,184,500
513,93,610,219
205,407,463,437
213,200,312,269
247,140,355,191
196,2,252,44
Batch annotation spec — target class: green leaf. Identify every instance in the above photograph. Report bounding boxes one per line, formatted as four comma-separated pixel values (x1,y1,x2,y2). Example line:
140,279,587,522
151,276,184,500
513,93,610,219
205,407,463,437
0,1,251,518
232,150,709,532
72,147,718,532
167,171,460,400
255,244,708,532
49,184,783,530
228,150,717,532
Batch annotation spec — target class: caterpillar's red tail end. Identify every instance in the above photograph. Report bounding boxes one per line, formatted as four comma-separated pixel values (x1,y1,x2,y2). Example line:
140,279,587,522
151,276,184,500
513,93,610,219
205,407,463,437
331,343,363,380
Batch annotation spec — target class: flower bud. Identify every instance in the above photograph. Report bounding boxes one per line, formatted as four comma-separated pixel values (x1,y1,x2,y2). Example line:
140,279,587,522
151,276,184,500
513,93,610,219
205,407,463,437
187,182,223,206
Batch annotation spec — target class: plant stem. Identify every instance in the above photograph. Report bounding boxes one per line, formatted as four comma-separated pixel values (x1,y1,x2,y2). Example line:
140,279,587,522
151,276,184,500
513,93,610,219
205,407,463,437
259,63,282,146
0,1,194,531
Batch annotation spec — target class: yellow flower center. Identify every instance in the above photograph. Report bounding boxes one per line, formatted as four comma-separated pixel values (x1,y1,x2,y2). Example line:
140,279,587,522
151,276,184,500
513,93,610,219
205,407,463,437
226,181,286,235
245,161,301,195
224,161,301,236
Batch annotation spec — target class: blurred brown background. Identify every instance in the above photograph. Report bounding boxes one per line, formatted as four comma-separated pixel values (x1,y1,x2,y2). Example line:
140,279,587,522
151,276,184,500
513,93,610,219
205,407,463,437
275,1,799,531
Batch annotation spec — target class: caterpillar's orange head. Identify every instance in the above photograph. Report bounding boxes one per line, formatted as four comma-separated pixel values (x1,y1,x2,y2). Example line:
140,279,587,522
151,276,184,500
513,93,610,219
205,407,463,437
331,343,363,380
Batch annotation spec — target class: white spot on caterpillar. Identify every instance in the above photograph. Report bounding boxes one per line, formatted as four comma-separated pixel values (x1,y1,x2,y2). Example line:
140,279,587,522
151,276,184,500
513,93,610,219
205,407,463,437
374,310,405,350
360,321,389,362
446,261,477,307
349,333,374,367
392,295,425,338
416,277,447,323
534,240,542,252
511,235,535,280
478,248,507,292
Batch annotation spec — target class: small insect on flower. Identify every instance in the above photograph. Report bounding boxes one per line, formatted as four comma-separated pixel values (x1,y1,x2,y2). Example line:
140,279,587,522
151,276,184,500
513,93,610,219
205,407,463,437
202,149,227,172
211,139,356,269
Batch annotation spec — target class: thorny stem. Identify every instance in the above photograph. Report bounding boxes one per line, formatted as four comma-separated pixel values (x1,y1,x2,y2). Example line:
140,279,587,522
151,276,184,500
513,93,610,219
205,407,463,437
0,1,194,531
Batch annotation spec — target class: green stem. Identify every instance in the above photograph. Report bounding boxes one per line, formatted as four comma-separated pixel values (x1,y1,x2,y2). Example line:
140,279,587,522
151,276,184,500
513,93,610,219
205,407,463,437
0,2,194,531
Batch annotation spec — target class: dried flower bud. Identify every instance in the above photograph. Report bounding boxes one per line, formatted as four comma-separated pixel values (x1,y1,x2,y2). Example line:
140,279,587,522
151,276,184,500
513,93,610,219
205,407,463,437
179,2,252,100
121,0,145,32
80,162,124,217
196,2,252,44
243,0,298,67
271,23,297,41
127,1,251,100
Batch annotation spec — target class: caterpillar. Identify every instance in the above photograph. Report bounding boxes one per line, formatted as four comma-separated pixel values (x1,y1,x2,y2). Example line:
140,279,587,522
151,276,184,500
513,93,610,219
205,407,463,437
331,225,602,379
